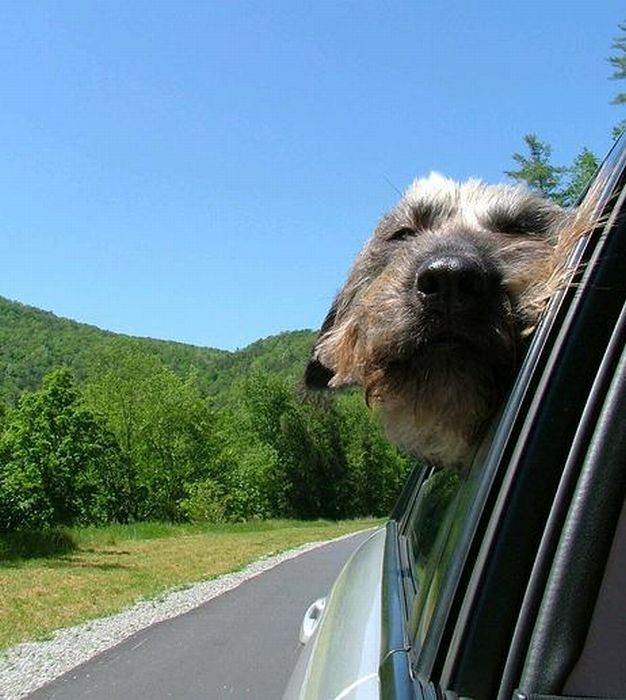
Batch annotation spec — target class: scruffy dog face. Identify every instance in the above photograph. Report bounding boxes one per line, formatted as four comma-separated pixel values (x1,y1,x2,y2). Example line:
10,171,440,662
306,174,575,468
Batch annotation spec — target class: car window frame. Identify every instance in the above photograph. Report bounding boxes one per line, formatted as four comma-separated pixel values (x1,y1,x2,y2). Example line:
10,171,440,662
509,195,626,698
518,297,626,697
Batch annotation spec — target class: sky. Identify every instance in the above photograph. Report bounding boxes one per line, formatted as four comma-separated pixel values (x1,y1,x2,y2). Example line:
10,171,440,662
0,1,624,351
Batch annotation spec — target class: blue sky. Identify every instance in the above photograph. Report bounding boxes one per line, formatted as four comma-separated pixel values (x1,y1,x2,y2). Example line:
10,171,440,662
0,1,624,350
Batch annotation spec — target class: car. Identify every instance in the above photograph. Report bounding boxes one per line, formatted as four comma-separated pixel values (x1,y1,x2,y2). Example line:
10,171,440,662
283,131,626,700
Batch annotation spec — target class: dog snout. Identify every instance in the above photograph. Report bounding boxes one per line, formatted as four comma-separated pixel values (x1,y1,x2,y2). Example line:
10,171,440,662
415,255,493,310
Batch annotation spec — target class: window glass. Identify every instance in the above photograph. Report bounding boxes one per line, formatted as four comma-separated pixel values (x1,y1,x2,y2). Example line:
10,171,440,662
401,421,498,673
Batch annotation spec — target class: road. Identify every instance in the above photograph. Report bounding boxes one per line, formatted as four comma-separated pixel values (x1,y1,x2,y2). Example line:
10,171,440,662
27,529,374,700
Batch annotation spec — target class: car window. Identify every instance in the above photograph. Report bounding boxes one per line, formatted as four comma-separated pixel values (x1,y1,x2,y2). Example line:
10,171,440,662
400,420,498,671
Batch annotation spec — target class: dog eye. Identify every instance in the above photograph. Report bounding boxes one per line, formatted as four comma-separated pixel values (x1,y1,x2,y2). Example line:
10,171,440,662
487,210,550,237
388,227,416,242
495,221,528,236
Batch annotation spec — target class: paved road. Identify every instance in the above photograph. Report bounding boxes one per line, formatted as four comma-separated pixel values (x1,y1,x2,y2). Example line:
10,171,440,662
28,530,374,700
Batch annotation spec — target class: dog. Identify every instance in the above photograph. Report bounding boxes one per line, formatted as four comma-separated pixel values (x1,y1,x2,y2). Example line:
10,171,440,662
305,173,585,469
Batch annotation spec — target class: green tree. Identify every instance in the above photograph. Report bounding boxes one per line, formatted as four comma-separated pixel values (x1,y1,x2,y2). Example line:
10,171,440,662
282,391,352,519
505,135,599,207
560,147,600,207
609,20,626,139
609,21,626,105
611,119,626,140
215,372,373,521
505,134,566,201
335,392,412,516
238,379,411,520
84,344,217,521
0,369,131,531
215,373,295,520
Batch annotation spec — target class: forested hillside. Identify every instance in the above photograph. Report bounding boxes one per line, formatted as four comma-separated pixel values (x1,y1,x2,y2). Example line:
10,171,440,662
0,296,412,531
0,296,313,404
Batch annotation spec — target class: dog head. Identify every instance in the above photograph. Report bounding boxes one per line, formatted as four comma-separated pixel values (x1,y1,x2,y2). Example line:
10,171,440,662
306,173,574,467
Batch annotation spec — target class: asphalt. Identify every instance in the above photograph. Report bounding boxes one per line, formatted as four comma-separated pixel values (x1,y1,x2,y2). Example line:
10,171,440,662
27,530,373,700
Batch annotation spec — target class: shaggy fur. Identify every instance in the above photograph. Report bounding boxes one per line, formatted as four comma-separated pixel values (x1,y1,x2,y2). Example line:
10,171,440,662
306,173,591,468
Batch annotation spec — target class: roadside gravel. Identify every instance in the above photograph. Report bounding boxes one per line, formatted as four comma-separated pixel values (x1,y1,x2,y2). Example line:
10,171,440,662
0,530,368,700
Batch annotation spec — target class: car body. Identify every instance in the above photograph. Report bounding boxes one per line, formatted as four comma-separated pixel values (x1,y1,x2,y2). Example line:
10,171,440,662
284,132,626,700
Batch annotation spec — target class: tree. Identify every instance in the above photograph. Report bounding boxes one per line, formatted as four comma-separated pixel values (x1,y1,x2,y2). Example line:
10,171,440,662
335,392,412,516
84,343,218,521
213,371,404,521
0,369,131,530
612,120,625,141
504,134,566,201
215,372,297,520
505,134,600,207
609,21,626,139
560,147,601,207
282,391,353,519
609,21,626,105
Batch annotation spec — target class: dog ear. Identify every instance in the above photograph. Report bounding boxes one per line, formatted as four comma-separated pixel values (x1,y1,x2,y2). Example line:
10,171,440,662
305,300,338,389
304,357,335,388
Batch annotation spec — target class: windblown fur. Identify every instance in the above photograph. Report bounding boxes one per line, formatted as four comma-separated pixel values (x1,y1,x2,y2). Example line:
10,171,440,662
306,173,592,468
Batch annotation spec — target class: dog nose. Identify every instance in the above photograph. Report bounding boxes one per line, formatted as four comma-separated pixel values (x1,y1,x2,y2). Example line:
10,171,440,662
415,255,491,309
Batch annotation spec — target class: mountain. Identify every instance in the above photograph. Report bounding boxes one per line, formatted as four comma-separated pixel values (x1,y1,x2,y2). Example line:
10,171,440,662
0,296,316,403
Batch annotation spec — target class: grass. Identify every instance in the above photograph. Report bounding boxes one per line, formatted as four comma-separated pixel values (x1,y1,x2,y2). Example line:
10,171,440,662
0,518,381,651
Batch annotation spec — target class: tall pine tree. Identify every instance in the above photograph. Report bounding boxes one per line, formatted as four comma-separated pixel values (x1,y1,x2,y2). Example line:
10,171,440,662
504,134,566,202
